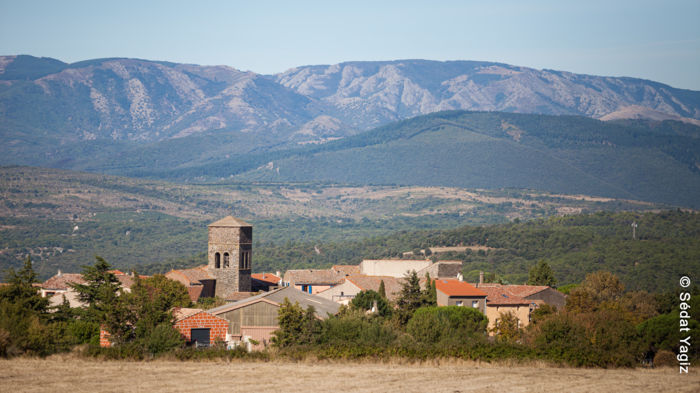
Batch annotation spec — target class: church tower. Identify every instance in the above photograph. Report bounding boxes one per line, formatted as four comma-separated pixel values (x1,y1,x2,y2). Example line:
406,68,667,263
207,216,252,297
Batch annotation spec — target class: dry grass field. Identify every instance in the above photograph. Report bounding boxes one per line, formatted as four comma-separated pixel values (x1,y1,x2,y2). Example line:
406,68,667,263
0,355,697,393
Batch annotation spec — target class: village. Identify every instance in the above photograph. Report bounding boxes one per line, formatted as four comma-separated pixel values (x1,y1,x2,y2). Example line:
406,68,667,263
38,216,566,350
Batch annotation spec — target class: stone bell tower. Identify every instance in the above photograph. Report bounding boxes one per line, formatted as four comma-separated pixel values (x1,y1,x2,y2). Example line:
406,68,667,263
207,216,252,297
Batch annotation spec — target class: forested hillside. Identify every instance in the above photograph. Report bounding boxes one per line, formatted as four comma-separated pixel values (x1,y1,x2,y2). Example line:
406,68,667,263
239,210,698,292
229,111,700,208
3,166,659,280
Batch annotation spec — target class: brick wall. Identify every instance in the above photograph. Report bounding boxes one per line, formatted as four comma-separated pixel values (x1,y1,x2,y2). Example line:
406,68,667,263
175,311,229,344
99,327,112,348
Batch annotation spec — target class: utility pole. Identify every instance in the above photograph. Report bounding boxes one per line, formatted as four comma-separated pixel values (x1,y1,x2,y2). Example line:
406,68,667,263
631,221,638,240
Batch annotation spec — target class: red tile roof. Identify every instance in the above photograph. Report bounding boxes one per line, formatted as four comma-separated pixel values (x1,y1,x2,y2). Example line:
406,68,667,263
435,279,487,297
345,275,404,301
41,273,86,290
166,265,213,286
474,283,550,300
332,265,360,276
187,285,204,302
225,291,256,301
172,307,204,321
251,273,280,285
477,286,531,306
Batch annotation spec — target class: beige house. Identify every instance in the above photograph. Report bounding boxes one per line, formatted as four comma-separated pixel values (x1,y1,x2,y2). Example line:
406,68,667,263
478,286,533,334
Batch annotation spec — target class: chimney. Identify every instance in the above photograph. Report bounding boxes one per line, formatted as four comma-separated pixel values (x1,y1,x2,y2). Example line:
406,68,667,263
276,270,281,278
57,269,62,277
457,272,463,282
479,271,484,286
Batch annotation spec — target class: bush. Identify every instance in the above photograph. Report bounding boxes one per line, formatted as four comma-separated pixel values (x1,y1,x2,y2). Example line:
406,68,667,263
407,306,487,344
68,320,99,344
528,310,641,367
143,323,184,355
653,350,676,367
350,290,391,317
317,313,397,349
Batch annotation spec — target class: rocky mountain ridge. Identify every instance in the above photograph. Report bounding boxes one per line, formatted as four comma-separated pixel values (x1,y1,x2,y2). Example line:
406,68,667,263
1,55,699,152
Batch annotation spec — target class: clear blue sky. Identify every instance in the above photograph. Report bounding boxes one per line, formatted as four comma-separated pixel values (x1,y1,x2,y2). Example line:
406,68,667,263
1,0,698,90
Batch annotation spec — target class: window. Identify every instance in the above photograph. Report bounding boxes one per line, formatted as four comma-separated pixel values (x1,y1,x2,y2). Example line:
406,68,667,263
215,253,220,269
239,251,251,269
223,252,229,268
472,300,479,308
456,301,463,306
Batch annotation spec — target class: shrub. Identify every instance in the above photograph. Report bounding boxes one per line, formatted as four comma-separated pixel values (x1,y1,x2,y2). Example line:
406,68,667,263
490,311,522,343
528,310,641,367
68,320,99,344
653,350,676,367
143,323,184,355
271,299,320,348
407,306,487,344
350,290,391,317
317,313,397,349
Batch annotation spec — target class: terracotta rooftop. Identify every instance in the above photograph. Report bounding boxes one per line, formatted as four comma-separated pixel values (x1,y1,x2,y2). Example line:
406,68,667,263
166,266,213,286
345,275,404,301
41,273,86,290
172,307,204,321
225,291,256,301
186,285,204,302
435,279,487,297
251,273,280,285
474,283,550,299
332,265,360,276
208,216,251,227
284,269,346,285
477,286,531,306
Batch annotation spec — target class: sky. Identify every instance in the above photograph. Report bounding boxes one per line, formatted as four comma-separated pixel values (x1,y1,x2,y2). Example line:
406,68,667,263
1,0,699,90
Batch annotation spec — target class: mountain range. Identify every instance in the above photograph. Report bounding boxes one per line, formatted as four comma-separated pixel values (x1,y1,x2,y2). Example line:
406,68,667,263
2,55,699,151
1,55,700,208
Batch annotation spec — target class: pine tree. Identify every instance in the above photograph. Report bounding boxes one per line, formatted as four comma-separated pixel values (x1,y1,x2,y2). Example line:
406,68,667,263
527,260,557,287
395,271,423,325
0,256,48,315
70,256,122,324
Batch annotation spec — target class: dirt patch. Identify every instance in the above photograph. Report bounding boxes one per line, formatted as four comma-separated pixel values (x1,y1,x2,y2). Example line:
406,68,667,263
0,356,696,393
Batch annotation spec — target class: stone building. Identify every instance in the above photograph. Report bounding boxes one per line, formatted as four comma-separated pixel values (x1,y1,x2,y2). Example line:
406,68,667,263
207,216,253,297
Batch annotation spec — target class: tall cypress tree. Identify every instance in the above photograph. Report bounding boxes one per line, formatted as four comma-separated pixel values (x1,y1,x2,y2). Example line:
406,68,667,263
378,280,386,299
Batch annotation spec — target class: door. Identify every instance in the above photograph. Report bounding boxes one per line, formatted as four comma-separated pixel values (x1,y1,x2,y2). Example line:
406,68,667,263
191,328,210,347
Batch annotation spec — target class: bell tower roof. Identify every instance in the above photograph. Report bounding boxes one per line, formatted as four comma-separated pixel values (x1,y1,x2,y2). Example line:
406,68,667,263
208,216,251,228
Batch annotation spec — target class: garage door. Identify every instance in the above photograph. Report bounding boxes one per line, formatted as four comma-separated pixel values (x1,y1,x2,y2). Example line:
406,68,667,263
191,328,210,347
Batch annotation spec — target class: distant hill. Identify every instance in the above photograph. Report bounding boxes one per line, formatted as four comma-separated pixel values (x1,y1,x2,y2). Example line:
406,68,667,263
0,166,662,279
205,111,700,209
1,55,700,170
